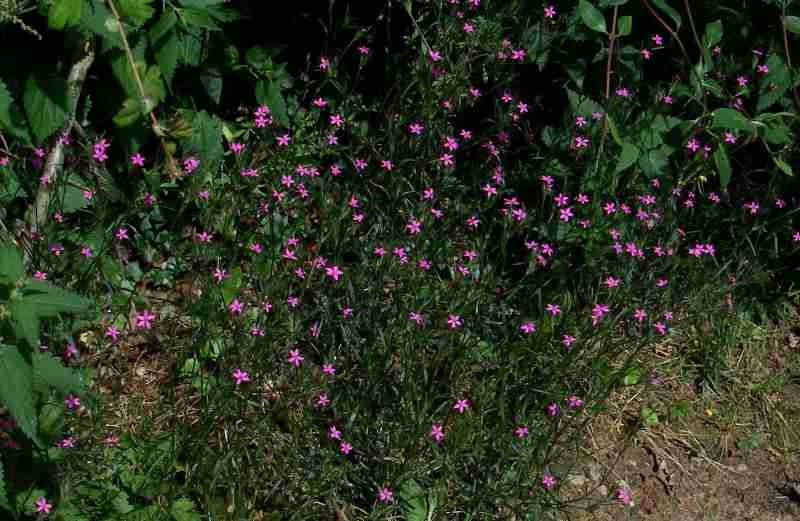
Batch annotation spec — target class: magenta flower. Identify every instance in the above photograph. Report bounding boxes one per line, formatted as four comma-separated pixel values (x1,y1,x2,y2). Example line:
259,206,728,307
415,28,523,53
542,473,557,490
514,425,529,438
328,424,341,440
376,486,394,503
115,228,129,241
316,393,330,407
546,403,560,416
544,5,556,18
325,265,344,281
430,423,444,443
447,314,463,329
519,322,536,334
615,486,635,506
546,304,561,316
65,395,80,410
288,349,304,367
228,299,243,315
232,368,250,385
135,310,155,329
105,326,120,341
339,441,353,455
35,497,52,514
130,153,145,167
453,399,470,414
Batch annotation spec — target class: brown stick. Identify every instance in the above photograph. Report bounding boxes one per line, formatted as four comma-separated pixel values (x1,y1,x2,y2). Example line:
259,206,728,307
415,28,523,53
683,0,703,56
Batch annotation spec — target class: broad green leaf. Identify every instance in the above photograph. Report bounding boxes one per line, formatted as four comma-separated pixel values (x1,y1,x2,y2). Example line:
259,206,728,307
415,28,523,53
48,0,82,30
117,0,155,27
606,114,623,146
78,0,124,52
578,0,607,34
0,79,31,143
0,346,38,445
185,110,223,175
762,123,791,145
22,76,69,144
148,10,177,44
713,146,731,188
757,55,791,112
155,32,180,88
623,366,641,385
618,16,632,36
399,479,429,521
8,300,40,348
142,66,165,105
711,108,752,132
20,279,92,316
615,142,639,173
178,33,203,66
255,80,289,127
180,7,220,30
783,15,800,34
61,174,90,213
113,97,142,127
111,49,146,99
200,69,223,105
170,498,201,521
703,20,722,48
650,0,681,29
0,243,24,285
32,352,86,395
640,407,659,427
38,402,64,444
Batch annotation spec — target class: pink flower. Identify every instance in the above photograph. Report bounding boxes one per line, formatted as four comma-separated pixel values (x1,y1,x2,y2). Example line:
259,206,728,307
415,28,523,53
377,486,394,503
288,349,304,367
105,326,120,341
514,425,529,438
428,49,442,62
546,304,561,316
519,322,536,334
633,309,647,323
65,395,80,410
447,314,463,329
328,425,341,440
115,228,129,241
453,399,470,413
339,441,353,455
130,153,145,167
542,473,556,490
546,403,560,416
316,393,330,407
35,497,52,514
651,34,663,46
686,138,700,152
322,364,336,376
615,486,635,506
544,5,556,18
567,395,584,409
135,310,155,329
228,299,243,315
562,335,576,349
93,139,109,162
232,368,250,385
430,423,444,443
326,265,344,281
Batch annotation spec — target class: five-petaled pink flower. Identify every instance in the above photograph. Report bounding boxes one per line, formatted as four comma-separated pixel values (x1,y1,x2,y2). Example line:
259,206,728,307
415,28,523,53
542,473,556,490
447,314,463,329
232,368,250,385
326,265,344,281
135,310,155,329
453,399,470,413
430,423,444,442
35,497,52,514
228,299,243,315
377,486,394,503
544,5,556,18
288,349,304,367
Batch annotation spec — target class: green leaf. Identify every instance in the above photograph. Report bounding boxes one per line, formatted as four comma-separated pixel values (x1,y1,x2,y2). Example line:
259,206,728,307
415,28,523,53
20,280,92,317
111,49,146,99
713,146,731,188
170,498,201,521
399,479,429,521
0,346,38,445
640,406,659,427
623,365,641,385
221,267,241,306
22,76,69,144
180,7,220,30
0,243,24,285
148,10,177,44
8,301,40,348
255,80,289,127
578,0,607,34
650,0,681,29
711,108,752,133
78,1,124,52
38,402,64,445
615,142,639,173
200,69,223,105
606,114,623,146
783,15,800,34
0,460,10,512
61,174,90,213
617,16,632,36
703,20,722,48
155,32,180,88
48,0,82,30
757,55,791,112
774,158,793,177
0,79,31,144
113,97,142,127
117,0,155,27
185,110,223,175
178,33,203,66
32,353,86,395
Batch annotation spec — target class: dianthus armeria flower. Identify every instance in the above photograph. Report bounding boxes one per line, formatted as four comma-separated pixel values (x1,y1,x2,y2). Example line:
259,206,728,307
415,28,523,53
514,425,529,438
213,268,226,284
376,486,394,504
65,395,80,410
447,314,463,329
232,368,250,385
542,473,557,490
544,5,556,18
430,423,444,443
546,304,561,316
316,393,330,407
519,322,536,334
322,364,336,376
325,265,344,281
567,395,584,409
228,299,243,315
93,139,109,162
328,425,341,440
409,312,425,327
135,310,155,329
591,303,610,327
546,403,560,416
287,349,304,367
615,486,635,506
633,309,647,323
562,334,577,349
453,399,470,414
105,326,120,341
130,153,145,167
405,219,422,235
339,441,352,455
35,497,52,514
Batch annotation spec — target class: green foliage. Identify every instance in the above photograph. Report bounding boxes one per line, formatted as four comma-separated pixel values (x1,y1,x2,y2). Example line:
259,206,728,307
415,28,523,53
22,75,69,144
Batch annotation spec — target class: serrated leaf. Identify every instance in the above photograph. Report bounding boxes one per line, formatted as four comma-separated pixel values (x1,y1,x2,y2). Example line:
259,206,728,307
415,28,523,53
33,353,86,395
783,15,800,34
155,32,180,87
0,242,24,285
111,49,146,99
117,0,155,27
142,66,165,104
185,110,223,175
713,146,731,188
650,0,681,29
48,0,82,30
0,346,39,445
255,80,289,127
8,300,40,348
0,79,31,144
37,402,64,444
711,108,752,132
615,142,639,173
757,56,791,112
200,69,223,104
703,20,722,48
22,76,69,144
61,175,91,213
79,1,124,52
148,10,177,44
170,498,201,521
578,0,607,34
180,7,220,30
20,279,92,317
178,33,203,66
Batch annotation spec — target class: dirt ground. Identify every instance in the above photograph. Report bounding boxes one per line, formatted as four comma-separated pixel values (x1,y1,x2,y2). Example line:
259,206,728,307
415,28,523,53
558,319,800,521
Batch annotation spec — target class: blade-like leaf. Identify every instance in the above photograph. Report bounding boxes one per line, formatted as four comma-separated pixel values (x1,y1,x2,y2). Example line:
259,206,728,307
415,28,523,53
615,142,640,173
0,459,10,512
0,346,38,446
22,76,69,144
713,146,731,188
711,108,752,133
20,280,92,317
32,352,87,395
650,0,681,29
8,300,40,348
255,80,289,127
578,0,607,34
783,15,800,34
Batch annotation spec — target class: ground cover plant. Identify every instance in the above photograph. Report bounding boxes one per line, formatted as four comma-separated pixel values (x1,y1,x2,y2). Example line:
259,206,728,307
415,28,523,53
0,0,799,519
